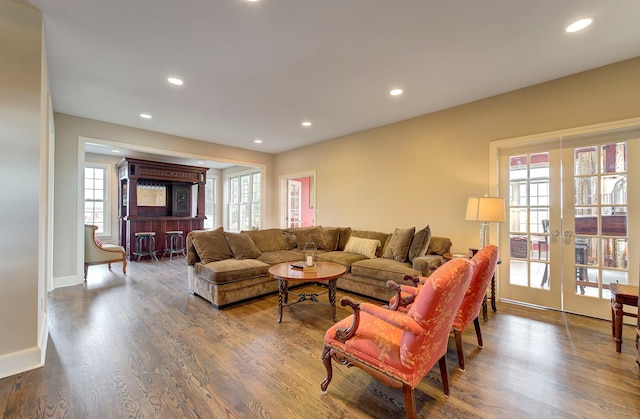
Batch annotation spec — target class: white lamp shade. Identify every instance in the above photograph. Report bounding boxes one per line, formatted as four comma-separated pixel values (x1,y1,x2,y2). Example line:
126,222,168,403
465,196,505,222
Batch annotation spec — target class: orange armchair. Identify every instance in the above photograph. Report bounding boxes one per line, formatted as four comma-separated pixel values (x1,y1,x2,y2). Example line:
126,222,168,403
320,258,473,418
387,245,499,371
84,224,127,279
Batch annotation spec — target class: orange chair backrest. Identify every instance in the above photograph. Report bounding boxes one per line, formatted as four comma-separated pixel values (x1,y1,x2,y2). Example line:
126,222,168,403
403,258,473,383
453,245,499,331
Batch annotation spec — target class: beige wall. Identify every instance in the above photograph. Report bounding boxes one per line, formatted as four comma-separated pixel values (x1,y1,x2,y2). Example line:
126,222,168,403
274,57,640,253
0,0,45,373
53,114,276,282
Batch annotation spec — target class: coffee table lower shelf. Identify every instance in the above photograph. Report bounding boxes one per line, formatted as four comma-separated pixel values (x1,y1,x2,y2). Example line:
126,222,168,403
276,278,337,323
268,261,347,323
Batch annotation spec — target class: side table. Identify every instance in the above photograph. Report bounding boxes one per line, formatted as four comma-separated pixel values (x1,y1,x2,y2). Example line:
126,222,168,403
608,283,639,353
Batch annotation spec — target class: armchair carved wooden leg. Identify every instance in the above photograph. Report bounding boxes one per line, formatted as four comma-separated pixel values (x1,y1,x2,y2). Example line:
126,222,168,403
320,345,333,394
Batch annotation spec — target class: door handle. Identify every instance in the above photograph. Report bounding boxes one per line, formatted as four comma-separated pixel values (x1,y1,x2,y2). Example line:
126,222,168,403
563,230,574,239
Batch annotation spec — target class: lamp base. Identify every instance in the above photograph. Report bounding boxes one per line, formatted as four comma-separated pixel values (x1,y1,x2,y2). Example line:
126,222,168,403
479,222,490,249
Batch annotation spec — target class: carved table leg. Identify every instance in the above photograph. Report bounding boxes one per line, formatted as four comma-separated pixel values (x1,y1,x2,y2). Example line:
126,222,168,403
613,299,624,353
277,278,288,323
328,278,337,322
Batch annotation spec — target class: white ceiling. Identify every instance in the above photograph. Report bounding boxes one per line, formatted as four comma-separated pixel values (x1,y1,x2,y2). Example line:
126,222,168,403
29,0,640,155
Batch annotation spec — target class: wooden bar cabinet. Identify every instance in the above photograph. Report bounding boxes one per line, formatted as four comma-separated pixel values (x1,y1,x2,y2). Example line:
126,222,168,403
116,158,208,260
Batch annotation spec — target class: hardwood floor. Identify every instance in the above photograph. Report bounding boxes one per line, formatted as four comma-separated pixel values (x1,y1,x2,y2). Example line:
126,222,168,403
1,257,638,418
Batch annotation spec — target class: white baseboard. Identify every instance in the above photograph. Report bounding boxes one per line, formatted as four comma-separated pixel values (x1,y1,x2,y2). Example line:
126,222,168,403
0,313,48,380
53,274,81,289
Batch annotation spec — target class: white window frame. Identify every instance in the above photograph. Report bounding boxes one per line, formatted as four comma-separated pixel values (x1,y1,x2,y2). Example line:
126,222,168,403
225,169,261,232
83,163,111,237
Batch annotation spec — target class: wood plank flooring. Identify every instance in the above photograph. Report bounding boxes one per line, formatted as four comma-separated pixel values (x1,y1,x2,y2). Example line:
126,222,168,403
1,257,639,418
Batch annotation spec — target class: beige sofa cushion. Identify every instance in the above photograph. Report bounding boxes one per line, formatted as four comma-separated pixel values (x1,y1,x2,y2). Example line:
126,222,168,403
407,225,432,262
195,259,270,285
351,258,420,283
191,227,233,263
317,251,367,273
243,228,286,252
224,232,262,259
382,227,415,262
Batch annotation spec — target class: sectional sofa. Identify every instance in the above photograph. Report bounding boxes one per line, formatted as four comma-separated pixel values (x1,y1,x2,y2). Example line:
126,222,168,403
186,226,452,308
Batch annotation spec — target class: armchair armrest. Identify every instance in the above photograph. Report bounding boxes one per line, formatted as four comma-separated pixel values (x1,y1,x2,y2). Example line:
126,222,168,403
359,302,424,335
386,280,420,311
334,297,361,343
335,296,424,342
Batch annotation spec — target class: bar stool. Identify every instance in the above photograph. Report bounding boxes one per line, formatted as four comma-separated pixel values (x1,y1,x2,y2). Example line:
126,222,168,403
163,230,186,260
134,231,158,261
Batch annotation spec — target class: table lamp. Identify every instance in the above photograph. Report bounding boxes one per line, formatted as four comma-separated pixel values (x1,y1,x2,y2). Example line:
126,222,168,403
465,196,505,249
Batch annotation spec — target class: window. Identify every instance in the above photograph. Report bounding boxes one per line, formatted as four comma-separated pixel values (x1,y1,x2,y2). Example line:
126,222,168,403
228,171,261,231
204,176,216,229
84,164,109,234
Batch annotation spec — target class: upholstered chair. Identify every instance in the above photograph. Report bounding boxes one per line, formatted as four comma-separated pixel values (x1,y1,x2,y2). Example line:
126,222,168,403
321,258,473,419
84,224,127,279
388,245,499,371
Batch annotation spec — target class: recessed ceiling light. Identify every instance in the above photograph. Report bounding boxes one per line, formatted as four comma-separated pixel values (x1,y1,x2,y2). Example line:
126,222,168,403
139,113,152,119
302,121,312,127
168,77,183,86
254,139,263,144
197,161,204,165
390,88,403,96
111,149,120,153
566,18,593,33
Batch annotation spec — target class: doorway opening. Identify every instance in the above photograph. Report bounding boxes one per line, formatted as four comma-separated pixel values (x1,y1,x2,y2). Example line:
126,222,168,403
279,171,316,228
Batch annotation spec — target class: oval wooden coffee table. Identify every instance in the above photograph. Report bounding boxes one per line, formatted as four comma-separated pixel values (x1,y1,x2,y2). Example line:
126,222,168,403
268,261,346,323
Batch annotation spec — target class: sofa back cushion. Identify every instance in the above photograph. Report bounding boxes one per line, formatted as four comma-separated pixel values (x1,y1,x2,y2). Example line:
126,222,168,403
382,227,415,262
284,227,329,250
321,227,342,251
191,227,234,263
243,229,286,252
407,225,432,262
337,227,352,251
224,232,262,259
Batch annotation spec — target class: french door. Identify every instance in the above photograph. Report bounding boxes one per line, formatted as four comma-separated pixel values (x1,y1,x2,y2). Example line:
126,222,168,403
287,180,302,228
498,133,638,319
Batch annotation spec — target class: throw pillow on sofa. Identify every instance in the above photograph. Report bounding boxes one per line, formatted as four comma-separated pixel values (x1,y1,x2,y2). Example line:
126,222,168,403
224,232,262,259
191,227,233,264
282,231,297,250
407,225,432,262
383,227,415,262
344,237,380,259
